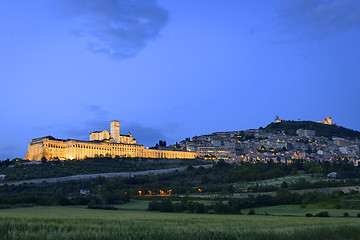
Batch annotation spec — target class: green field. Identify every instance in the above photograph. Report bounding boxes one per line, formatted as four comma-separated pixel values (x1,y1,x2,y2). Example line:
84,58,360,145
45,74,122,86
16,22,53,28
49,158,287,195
233,173,323,191
1,204,360,239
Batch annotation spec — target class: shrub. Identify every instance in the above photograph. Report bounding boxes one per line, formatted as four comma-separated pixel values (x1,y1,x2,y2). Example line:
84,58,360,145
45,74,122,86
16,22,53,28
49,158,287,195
102,205,118,210
88,205,118,210
159,199,173,212
343,212,349,217
305,213,313,217
147,201,160,211
248,209,255,215
315,211,329,217
281,181,288,188
172,202,186,212
213,201,233,214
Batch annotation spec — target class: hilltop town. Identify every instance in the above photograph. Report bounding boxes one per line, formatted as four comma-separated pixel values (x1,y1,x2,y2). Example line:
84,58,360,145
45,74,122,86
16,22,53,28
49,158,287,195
179,117,360,165
22,117,360,165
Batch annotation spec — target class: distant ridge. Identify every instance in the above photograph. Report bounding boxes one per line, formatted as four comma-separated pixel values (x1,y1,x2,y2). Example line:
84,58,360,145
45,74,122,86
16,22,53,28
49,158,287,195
264,121,360,140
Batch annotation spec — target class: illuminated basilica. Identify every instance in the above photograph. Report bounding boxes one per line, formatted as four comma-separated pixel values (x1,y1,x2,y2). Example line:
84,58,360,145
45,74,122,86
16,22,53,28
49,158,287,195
25,121,197,161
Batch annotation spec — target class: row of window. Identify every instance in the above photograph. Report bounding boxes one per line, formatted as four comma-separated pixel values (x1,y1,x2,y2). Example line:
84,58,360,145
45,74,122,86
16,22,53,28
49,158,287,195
73,144,141,152
45,142,194,158
47,144,65,149
76,148,141,153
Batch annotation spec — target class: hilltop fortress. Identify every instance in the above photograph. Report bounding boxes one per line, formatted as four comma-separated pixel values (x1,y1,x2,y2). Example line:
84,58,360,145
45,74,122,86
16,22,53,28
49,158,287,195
317,116,332,125
275,116,334,125
25,121,197,161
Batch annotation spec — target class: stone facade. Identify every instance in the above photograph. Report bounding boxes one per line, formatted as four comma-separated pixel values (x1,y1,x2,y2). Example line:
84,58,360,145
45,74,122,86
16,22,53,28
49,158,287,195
318,116,332,125
25,121,197,161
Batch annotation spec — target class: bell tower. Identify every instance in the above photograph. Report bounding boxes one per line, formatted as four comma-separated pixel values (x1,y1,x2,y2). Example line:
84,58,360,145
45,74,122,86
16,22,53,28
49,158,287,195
110,121,120,143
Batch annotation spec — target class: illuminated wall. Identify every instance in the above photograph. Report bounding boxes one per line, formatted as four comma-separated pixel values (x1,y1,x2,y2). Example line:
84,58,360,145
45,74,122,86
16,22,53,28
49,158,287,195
25,137,197,161
317,116,332,125
89,121,136,144
25,121,197,161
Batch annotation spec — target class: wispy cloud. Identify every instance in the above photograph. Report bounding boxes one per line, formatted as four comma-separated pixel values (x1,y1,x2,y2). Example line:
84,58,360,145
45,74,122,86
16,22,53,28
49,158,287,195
249,27,262,35
278,0,360,41
56,0,169,59
86,105,109,116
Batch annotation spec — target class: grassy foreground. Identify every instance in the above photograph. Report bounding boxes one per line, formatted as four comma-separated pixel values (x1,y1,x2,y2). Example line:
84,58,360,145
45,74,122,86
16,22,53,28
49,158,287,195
1,206,360,239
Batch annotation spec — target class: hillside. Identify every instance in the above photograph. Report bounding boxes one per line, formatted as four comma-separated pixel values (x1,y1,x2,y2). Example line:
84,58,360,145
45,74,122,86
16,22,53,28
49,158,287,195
263,121,360,140
0,158,203,182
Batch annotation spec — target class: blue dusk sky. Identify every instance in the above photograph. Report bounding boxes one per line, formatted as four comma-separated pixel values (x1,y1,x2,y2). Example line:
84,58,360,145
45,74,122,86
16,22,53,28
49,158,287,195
1,0,360,159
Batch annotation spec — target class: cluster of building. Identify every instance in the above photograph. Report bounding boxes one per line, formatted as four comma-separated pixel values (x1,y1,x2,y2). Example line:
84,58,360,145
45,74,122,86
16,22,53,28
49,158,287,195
24,117,360,165
180,117,360,165
25,121,197,161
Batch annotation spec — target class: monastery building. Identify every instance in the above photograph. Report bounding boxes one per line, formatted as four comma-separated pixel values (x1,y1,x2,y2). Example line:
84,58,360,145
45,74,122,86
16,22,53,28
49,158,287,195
25,121,197,161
